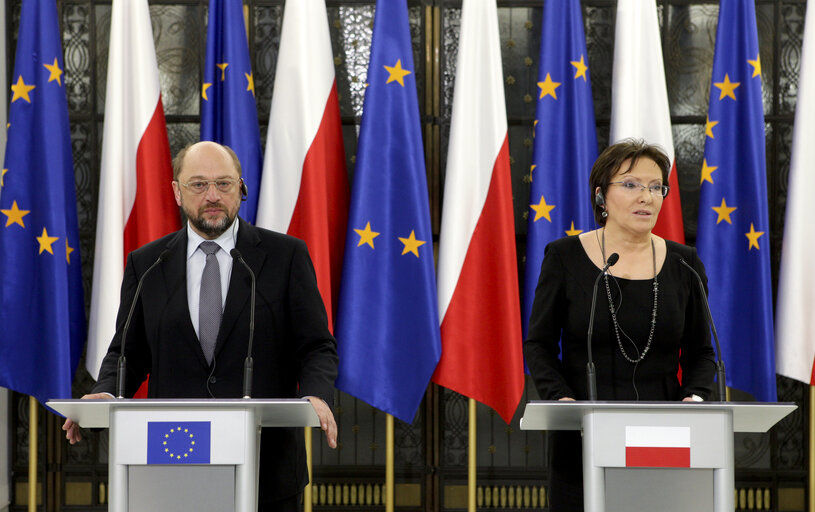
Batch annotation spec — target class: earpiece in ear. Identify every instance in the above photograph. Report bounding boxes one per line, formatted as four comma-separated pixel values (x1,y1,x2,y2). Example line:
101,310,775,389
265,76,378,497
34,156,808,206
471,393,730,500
240,178,248,201
594,190,605,207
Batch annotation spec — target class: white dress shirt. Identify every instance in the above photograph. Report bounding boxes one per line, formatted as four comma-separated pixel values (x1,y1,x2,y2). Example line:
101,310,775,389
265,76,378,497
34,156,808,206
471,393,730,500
186,219,238,339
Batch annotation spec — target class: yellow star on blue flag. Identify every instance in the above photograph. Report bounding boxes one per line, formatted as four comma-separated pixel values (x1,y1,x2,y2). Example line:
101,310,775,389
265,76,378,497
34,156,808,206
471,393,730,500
0,0,85,405
696,0,775,402
147,422,211,464
523,0,597,337
336,0,441,424
201,0,262,223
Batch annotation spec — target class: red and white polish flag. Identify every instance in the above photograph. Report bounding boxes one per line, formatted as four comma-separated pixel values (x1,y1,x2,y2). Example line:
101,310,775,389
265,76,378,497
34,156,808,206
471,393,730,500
86,0,180,378
255,0,349,331
625,426,691,468
432,0,525,424
610,0,685,243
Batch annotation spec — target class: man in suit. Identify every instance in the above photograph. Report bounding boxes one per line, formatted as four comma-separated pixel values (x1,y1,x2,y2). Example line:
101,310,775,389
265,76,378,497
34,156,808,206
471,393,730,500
63,141,338,511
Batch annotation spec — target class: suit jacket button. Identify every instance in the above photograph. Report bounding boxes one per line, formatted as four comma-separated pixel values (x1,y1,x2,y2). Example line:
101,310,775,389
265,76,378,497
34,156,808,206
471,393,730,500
209,376,217,384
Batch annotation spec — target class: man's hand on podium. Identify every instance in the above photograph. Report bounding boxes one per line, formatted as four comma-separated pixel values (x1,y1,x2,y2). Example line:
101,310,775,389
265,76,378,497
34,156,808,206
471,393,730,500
306,396,338,449
61,393,113,444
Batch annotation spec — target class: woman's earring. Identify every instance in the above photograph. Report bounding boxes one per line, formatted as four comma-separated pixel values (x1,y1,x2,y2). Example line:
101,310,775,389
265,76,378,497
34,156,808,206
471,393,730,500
601,209,608,218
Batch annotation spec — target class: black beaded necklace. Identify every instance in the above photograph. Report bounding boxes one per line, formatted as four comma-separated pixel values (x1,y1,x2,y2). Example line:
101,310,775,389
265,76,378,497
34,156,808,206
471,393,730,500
601,229,659,363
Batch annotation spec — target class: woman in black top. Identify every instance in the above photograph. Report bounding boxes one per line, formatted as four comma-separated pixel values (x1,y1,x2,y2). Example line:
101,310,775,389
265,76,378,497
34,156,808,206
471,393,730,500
523,139,716,511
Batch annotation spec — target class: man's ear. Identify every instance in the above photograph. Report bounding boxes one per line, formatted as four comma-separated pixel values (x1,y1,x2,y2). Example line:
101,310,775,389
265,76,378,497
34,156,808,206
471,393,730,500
171,181,182,207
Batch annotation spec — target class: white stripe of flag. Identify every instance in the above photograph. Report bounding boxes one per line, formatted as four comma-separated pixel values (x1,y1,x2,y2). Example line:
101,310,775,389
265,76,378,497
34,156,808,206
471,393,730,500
625,426,691,468
625,426,690,448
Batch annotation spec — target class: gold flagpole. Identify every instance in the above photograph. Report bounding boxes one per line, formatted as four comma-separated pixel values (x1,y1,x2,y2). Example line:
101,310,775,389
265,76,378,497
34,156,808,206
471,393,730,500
387,414,395,512
809,386,814,512
28,396,37,512
304,427,313,512
243,5,250,42
468,398,476,512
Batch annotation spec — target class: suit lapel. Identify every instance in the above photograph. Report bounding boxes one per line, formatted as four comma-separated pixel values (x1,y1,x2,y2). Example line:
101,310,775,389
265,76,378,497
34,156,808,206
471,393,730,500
214,218,265,361
162,227,211,368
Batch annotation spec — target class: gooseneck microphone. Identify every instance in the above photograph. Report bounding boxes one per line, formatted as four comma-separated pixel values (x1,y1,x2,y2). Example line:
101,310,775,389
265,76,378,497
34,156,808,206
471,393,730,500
230,249,256,399
116,249,171,399
678,257,727,402
586,252,619,401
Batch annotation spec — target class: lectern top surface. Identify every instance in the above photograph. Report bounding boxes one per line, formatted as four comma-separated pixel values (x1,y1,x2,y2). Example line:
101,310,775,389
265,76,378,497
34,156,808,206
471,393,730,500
46,398,320,429
519,401,797,433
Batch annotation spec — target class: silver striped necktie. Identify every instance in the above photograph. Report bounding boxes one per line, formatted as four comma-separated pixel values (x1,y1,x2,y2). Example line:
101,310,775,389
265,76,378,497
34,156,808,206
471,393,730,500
198,241,222,364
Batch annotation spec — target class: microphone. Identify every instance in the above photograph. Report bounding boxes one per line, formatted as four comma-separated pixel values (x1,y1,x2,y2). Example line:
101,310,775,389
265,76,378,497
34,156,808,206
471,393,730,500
678,257,727,402
116,249,171,399
586,252,619,401
230,249,256,399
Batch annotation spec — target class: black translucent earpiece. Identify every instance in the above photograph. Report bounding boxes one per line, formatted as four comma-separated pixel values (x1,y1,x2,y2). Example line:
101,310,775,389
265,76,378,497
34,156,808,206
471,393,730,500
240,178,248,201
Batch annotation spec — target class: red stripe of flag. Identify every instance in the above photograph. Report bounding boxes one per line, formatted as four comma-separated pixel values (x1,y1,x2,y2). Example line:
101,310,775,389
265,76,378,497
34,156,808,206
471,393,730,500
652,161,684,244
625,446,691,468
123,97,180,260
125,98,179,400
286,82,349,332
434,137,525,424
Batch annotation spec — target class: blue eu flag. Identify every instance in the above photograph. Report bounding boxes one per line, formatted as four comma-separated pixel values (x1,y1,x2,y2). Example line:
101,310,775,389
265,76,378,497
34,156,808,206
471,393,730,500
523,0,598,337
201,0,262,223
147,422,211,464
335,0,441,424
0,0,85,404
696,0,776,401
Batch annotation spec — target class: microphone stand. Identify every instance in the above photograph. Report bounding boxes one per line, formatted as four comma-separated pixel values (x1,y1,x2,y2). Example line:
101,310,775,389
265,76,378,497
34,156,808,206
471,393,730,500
586,253,619,401
679,257,727,401
231,249,256,399
116,249,170,399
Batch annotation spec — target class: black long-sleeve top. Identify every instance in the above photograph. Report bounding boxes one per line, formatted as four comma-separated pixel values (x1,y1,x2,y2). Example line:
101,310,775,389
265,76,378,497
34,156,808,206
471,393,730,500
524,236,716,401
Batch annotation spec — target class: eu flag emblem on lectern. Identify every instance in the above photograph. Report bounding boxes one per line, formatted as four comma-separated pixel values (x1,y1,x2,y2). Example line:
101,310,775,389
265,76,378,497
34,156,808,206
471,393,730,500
147,422,211,464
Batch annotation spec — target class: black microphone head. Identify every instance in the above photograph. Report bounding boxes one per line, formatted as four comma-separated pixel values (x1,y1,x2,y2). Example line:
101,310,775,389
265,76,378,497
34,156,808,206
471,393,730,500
607,253,620,266
158,249,172,262
230,248,243,260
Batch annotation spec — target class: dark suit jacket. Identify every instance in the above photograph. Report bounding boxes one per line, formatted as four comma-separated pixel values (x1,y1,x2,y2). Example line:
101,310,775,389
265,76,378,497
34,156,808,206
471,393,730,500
93,218,338,502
